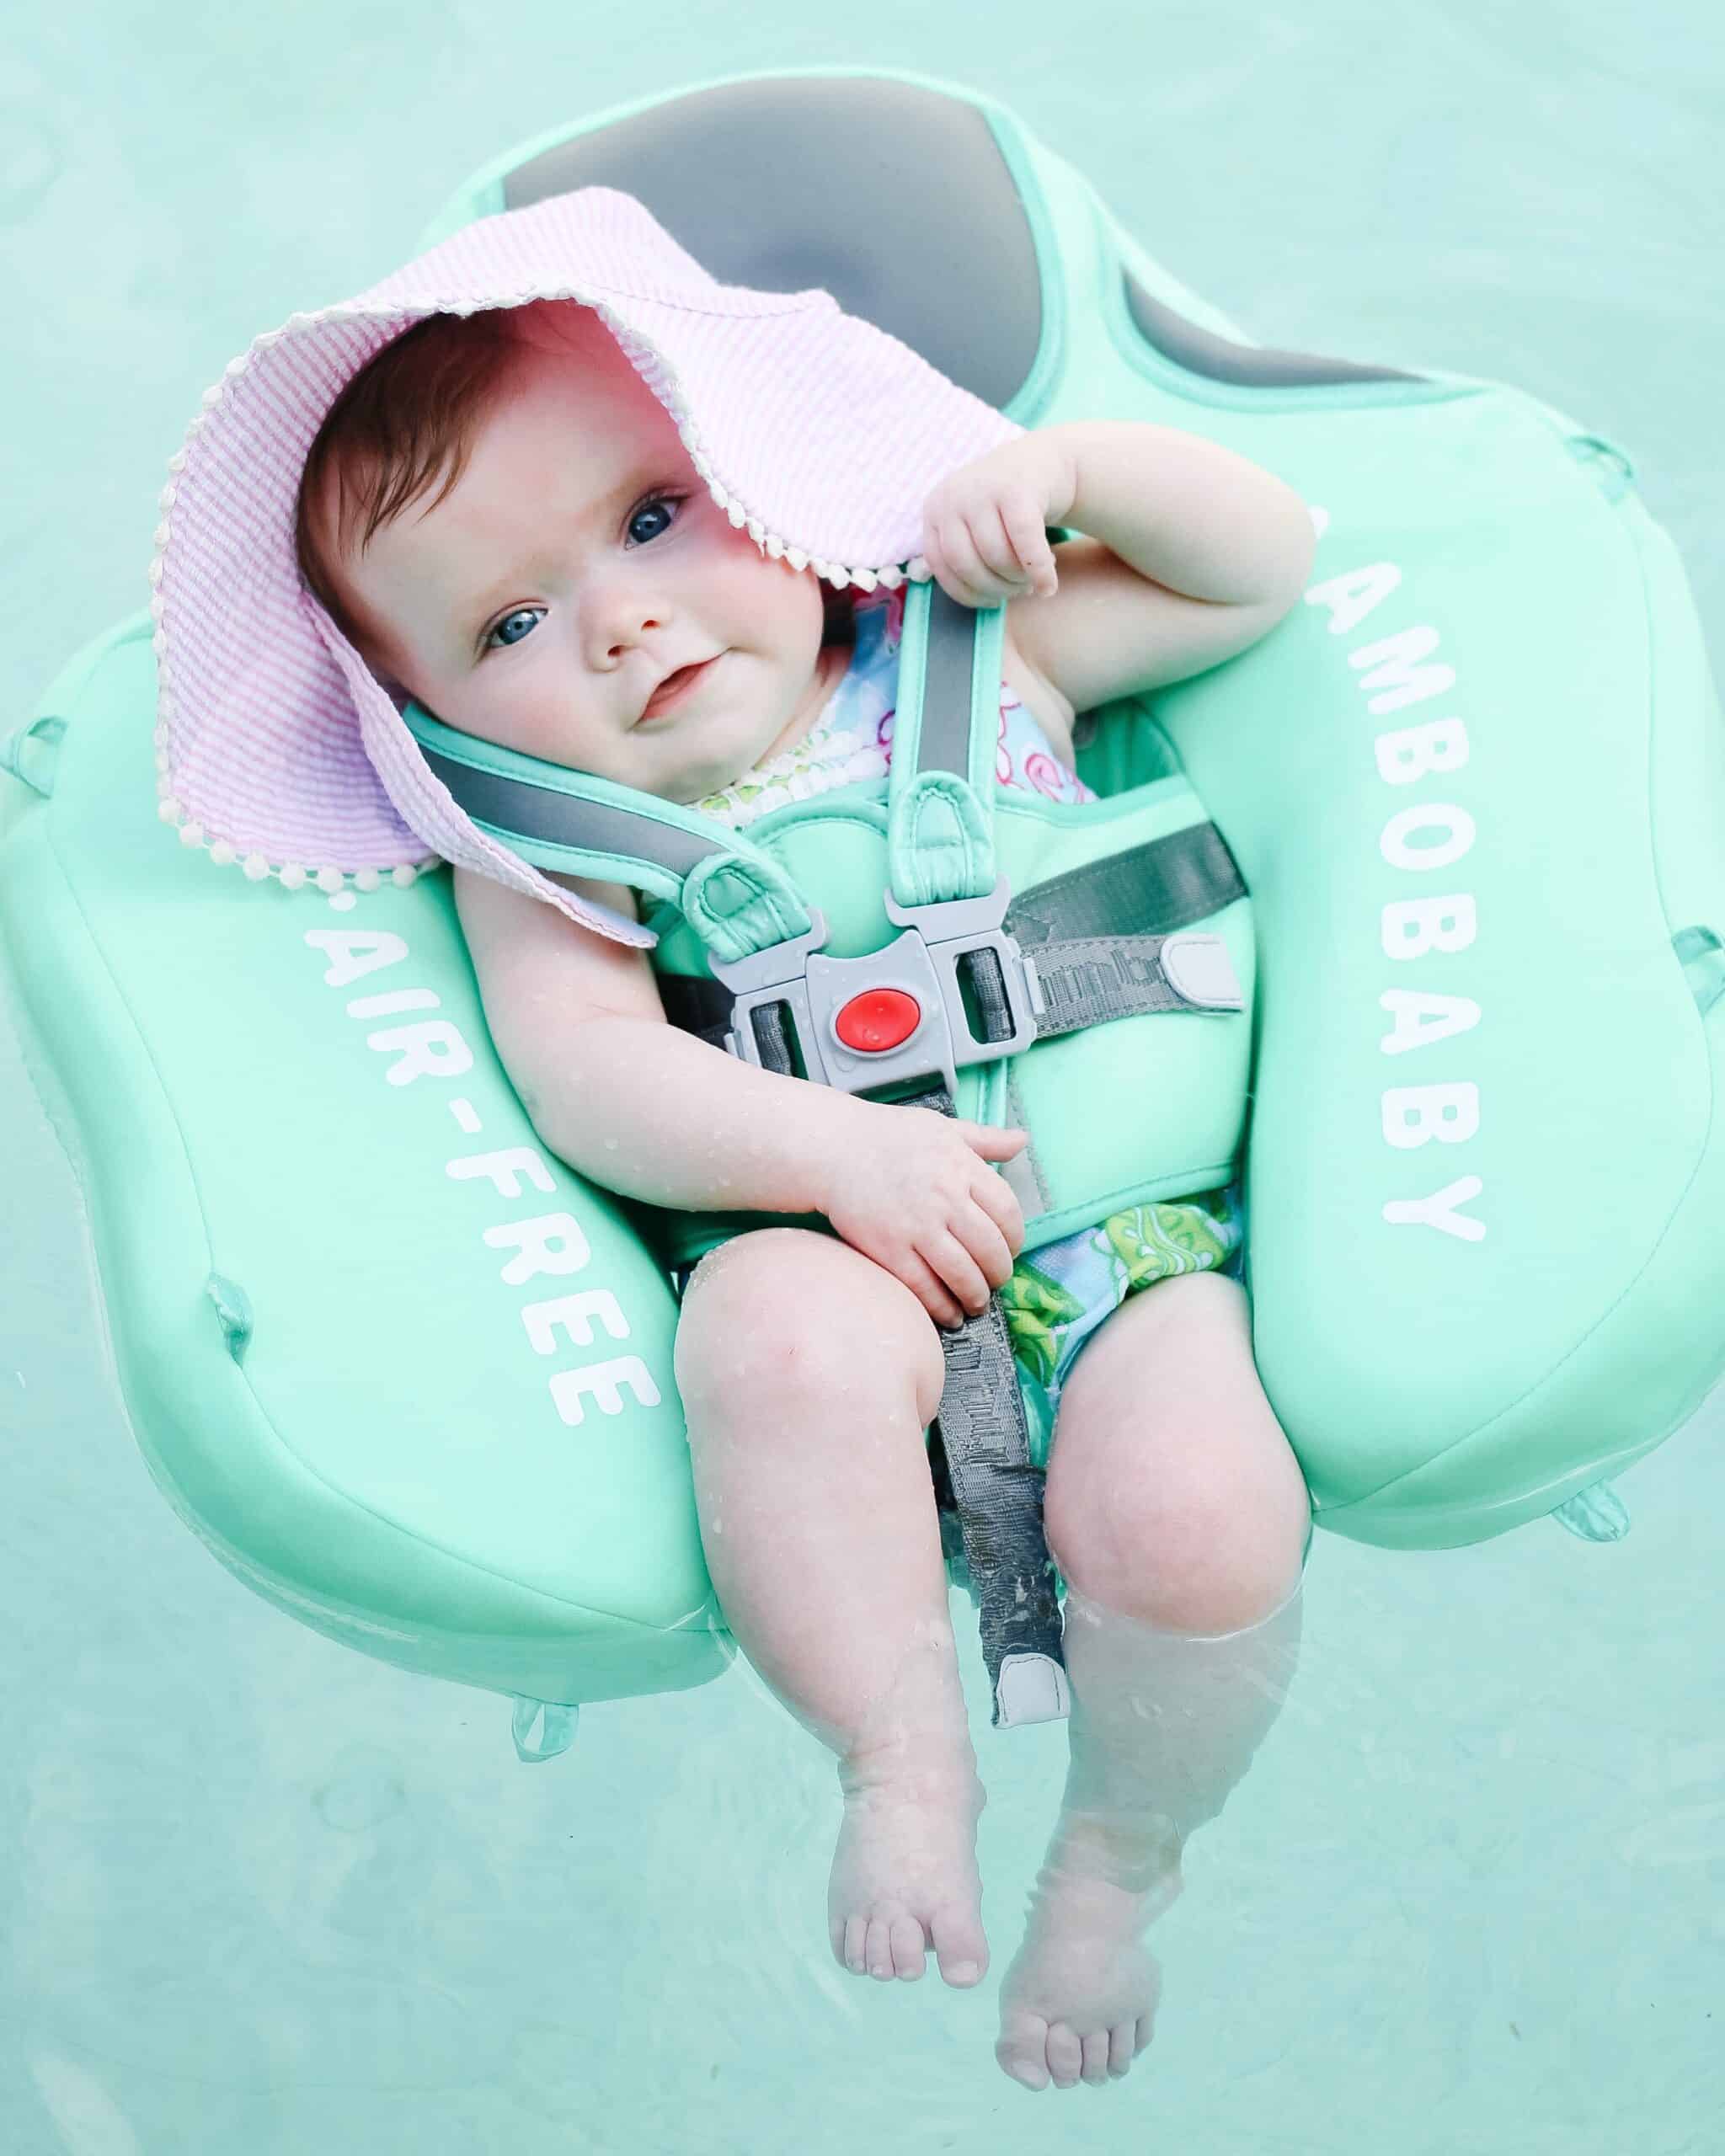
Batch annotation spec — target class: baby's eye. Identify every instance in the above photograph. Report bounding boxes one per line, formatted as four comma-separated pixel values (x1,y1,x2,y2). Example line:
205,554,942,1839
485,606,543,652
627,494,683,545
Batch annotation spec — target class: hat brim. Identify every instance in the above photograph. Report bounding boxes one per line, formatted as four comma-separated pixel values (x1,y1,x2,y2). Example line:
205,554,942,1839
152,186,1019,943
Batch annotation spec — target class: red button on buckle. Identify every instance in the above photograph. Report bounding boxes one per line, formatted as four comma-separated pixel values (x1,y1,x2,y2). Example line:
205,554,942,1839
833,987,921,1054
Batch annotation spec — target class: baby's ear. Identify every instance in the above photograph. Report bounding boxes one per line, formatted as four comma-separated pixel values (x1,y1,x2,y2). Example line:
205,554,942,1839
347,628,411,703
821,582,858,643
378,671,419,712
348,641,411,706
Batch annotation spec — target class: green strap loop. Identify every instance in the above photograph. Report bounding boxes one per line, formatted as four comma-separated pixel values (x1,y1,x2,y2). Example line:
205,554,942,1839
0,714,67,800
510,1696,579,1762
681,851,817,963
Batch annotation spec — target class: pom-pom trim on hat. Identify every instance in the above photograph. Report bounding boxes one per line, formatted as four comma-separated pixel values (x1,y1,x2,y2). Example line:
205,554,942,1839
151,282,928,904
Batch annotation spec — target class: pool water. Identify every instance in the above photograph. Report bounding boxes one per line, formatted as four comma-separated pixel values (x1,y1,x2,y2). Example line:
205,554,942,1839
3,8,1722,2150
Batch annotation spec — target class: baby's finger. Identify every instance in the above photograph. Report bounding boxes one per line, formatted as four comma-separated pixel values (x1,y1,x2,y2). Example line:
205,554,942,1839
960,1204,1016,1292
900,1250,965,1331
968,503,1037,591
958,1121,1029,1160
916,526,964,609
923,515,996,608
968,1160,1026,1258
998,492,1060,596
923,1230,991,1322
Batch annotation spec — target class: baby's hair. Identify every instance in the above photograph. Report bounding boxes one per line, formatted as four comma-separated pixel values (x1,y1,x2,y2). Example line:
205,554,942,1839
295,308,532,645
294,302,858,652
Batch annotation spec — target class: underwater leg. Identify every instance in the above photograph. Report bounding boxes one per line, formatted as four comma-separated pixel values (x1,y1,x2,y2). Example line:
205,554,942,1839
998,1270,1311,2089
674,1226,991,1990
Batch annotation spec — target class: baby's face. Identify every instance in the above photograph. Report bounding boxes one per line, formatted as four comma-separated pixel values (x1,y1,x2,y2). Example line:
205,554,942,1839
322,301,841,803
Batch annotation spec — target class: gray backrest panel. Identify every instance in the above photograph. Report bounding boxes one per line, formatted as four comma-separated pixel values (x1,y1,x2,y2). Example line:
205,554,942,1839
504,78,1044,414
505,75,1422,403
1121,275,1419,387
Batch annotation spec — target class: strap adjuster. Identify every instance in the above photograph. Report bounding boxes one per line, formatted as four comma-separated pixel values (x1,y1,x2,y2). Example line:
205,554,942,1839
708,876,1044,1100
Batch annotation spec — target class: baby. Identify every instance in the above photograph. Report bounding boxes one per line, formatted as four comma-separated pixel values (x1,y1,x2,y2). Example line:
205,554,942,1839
296,295,1316,2093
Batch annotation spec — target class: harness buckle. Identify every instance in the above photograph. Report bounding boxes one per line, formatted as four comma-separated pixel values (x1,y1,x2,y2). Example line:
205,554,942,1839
710,877,1044,1101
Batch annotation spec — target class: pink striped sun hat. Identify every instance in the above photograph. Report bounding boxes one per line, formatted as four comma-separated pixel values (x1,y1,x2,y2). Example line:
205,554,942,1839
150,185,1021,947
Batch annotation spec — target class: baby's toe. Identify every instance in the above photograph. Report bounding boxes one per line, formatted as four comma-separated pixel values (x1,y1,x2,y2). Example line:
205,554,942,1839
930,1903,988,1988
1044,2022,1084,2089
996,2011,1053,2091
889,1914,927,1981
1080,2029,1113,2085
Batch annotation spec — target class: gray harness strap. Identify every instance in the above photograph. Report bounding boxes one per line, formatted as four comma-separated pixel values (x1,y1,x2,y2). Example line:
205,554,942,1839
907,1087,1067,1731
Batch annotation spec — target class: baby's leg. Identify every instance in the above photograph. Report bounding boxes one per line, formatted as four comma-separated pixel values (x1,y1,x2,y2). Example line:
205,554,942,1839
997,1271,1311,2090
674,1227,990,1989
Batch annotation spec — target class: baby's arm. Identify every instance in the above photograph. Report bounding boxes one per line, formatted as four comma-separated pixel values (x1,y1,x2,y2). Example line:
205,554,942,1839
453,867,1028,1323
921,420,1315,718
454,865,848,1216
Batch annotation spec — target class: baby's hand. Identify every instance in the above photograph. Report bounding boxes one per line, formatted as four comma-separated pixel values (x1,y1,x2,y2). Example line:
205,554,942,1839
813,1099,1028,1330
919,433,1077,610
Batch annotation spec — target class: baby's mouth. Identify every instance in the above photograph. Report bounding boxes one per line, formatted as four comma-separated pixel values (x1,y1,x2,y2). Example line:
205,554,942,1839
638,654,720,723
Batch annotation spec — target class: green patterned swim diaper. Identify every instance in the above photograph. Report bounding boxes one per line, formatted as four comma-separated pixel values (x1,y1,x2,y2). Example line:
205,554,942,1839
998,1184,1244,1471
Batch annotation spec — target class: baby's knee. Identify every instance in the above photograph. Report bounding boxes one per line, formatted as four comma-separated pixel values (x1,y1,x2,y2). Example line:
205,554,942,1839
1048,1471,1308,1636
675,1230,806,1397
675,1229,944,1422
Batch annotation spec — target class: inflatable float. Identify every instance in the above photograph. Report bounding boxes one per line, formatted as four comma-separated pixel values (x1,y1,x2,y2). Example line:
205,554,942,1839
4,68,1722,1760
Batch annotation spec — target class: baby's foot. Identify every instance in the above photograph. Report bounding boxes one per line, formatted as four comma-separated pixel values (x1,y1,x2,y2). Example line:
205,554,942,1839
996,1819,1183,2089
828,1745,990,1988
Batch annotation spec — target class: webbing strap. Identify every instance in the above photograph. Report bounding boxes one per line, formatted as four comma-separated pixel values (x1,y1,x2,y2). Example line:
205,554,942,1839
1008,820,1244,944
750,995,1066,1726
910,1121,1069,1728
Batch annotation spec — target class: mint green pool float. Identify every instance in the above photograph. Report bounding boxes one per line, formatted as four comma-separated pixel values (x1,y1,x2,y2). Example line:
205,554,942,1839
4,69,1722,1758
